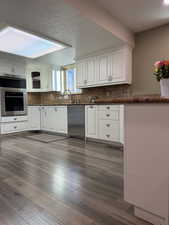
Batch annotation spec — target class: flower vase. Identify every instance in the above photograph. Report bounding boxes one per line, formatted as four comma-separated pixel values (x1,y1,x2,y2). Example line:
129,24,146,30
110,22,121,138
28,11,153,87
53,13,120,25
160,78,169,98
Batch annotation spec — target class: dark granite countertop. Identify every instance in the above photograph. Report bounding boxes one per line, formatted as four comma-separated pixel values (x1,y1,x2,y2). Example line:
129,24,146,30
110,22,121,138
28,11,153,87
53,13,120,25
28,96,169,106
95,96,169,104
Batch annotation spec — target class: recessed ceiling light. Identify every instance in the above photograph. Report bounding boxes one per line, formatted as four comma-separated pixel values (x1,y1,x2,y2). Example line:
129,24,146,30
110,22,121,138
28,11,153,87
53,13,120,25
0,26,67,58
164,0,169,5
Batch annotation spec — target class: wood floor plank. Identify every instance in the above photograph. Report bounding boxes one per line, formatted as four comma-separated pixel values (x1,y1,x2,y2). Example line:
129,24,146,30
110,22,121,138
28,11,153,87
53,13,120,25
3,176,93,225
0,133,151,225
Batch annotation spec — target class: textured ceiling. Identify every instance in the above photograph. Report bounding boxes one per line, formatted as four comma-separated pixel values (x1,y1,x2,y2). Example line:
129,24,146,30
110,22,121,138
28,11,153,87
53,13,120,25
0,0,123,65
1,0,169,65
96,0,169,32
0,0,83,46
0,0,125,65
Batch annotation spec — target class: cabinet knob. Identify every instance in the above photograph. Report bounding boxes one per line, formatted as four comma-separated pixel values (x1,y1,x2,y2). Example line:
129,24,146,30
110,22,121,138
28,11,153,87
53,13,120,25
14,126,17,129
14,118,17,121
106,114,110,117
106,124,110,127
106,134,110,138
54,108,57,112
90,106,94,109
106,106,110,110
84,80,87,85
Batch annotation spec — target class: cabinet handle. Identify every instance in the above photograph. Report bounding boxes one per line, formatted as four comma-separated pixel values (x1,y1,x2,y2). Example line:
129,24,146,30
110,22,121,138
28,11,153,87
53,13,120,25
84,80,87,85
90,106,94,109
106,124,110,127
106,134,110,138
106,114,110,117
54,108,57,112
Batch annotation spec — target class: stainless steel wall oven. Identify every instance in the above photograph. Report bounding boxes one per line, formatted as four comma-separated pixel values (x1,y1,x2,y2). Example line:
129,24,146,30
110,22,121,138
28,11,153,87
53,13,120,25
0,76,27,116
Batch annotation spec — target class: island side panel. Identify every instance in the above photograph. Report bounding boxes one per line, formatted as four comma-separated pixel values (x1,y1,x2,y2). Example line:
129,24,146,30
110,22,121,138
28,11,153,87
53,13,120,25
124,104,169,224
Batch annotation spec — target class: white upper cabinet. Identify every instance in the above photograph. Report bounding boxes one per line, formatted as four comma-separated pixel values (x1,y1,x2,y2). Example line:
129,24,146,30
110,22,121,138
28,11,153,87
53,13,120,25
76,45,132,88
87,57,96,85
26,63,54,92
76,61,88,88
98,54,108,84
0,58,26,77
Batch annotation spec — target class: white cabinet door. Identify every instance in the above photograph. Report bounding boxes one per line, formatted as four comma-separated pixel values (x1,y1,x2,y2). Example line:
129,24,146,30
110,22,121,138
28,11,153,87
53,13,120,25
40,65,52,91
26,65,33,91
76,61,88,88
41,106,67,134
45,107,55,131
85,105,98,138
0,59,12,75
26,64,42,92
28,106,41,130
113,50,125,80
13,61,26,77
26,64,53,92
87,58,96,86
97,54,108,84
54,106,68,134
41,107,48,130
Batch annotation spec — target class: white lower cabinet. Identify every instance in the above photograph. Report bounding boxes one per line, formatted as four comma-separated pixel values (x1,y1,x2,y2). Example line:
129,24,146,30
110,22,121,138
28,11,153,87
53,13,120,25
28,106,41,130
54,107,68,134
85,105,124,143
85,105,98,138
33,106,67,134
99,120,120,142
1,116,28,134
28,105,123,142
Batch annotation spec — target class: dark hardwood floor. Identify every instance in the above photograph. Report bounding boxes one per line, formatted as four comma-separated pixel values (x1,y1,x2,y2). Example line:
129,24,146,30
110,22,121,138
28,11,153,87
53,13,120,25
0,133,150,225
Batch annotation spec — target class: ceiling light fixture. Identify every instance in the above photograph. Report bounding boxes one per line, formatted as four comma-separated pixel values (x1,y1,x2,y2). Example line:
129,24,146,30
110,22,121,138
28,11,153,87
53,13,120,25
164,0,169,5
0,26,67,58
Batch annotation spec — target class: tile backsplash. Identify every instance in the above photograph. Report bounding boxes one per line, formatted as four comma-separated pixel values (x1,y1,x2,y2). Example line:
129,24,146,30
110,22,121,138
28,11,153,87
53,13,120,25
28,84,132,105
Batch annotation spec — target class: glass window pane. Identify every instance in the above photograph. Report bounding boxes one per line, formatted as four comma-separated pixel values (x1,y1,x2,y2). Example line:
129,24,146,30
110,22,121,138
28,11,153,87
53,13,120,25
67,69,74,92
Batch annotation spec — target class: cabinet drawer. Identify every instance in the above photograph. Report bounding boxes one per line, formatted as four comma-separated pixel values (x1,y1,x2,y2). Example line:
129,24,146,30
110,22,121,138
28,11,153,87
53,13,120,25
98,105,120,111
1,122,28,134
1,116,28,123
99,120,120,142
98,110,119,120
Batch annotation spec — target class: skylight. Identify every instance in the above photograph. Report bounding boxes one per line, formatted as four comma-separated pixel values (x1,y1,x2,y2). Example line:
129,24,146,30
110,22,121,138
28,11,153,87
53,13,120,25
0,26,66,58
164,0,169,5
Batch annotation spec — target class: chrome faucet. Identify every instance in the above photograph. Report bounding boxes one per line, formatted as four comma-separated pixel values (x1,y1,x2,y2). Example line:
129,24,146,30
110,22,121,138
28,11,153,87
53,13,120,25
63,89,72,103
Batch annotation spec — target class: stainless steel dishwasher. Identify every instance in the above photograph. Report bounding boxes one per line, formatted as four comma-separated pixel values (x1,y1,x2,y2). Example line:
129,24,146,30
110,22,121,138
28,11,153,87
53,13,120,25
68,105,85,140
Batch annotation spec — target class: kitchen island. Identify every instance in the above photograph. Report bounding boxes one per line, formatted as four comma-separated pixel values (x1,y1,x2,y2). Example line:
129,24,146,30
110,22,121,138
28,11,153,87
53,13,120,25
124,104,169,225
98,96,169,225
96,97,169,225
